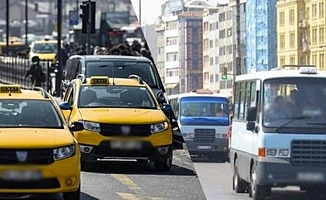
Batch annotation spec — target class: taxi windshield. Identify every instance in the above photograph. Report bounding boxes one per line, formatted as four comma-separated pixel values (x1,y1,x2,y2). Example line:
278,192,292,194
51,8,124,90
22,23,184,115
78,85,157,109
32,43,57,53
0,100,63,128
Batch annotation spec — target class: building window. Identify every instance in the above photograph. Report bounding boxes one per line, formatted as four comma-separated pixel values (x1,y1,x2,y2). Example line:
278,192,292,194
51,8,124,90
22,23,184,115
290,55,295,64
312,28,318,44
215,56,219,64
210,74,214,83
219,47,225,55
215,39,218,47
289,9,295,24
279,11,285,26
312,53,318,65
319,2,324,18
219,12,225,22
280,56,285,66
290,32,295,48
306,7,310,19
219,29,225,39
280,33,285,50
320,53,325,70
319,27,325,43
312,3,317,18
210,57,214,66
210,40,213,48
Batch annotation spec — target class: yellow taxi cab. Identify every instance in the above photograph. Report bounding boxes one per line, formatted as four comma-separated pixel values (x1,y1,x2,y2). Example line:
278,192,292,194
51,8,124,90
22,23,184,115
29,37,59,63
59,75,174,171
0,85,83,199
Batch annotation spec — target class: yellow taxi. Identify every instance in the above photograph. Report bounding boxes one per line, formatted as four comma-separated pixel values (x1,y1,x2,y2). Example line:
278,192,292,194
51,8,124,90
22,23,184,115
59,75,174,171
0,85,83,199
29,38,59,63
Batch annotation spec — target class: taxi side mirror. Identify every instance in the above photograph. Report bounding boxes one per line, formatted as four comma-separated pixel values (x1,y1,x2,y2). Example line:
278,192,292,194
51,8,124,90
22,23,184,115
161,104,172,112
69,121,84,132
59,102,72,111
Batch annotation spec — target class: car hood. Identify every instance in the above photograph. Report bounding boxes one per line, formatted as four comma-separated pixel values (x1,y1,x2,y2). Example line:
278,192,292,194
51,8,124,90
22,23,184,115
0,128,74,148
79,108,167,124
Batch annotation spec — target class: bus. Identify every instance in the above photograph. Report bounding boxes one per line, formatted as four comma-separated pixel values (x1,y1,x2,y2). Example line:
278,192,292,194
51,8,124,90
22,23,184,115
168,89,231,161
230,65,326,200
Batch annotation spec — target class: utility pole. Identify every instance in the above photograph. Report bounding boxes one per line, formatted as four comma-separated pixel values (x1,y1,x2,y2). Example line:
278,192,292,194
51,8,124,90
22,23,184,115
235,0,241,76
5,0,9,56
87,0,91,55
139,0,142,26
25,0,28,49
56,0,63,97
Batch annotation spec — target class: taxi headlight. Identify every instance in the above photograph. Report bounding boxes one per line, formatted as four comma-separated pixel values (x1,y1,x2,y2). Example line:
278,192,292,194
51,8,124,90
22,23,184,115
151,122,169,133
53,145,75,161
83,121,101,132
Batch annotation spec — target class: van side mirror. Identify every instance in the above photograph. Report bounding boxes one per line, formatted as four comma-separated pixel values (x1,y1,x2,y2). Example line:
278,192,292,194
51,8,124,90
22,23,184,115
246,121,256,131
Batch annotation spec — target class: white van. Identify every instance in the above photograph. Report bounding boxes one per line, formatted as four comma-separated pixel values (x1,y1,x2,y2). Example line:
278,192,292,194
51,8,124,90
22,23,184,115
230,65,326,200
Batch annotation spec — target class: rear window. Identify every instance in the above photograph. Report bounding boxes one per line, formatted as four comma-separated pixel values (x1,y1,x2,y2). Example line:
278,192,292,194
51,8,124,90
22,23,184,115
85,61,157,87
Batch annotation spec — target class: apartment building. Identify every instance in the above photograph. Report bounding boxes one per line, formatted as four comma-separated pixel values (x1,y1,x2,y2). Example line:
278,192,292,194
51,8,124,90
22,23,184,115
157,0,216,94
246,0,277,72
155,18,166,84
277,0,308,67
307,0,326,70
277,0,326,71
203,8,219,92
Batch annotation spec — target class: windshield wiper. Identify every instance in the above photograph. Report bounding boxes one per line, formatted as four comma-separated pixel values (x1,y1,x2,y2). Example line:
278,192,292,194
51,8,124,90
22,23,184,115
274,116,311,132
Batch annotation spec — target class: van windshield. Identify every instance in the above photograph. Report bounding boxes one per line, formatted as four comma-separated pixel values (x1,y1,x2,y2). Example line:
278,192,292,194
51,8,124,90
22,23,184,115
85,61,157,87
263,77,326,133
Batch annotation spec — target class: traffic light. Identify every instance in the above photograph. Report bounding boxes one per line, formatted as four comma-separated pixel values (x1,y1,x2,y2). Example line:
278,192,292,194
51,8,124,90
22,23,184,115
79,1,96,34
221,66,228,80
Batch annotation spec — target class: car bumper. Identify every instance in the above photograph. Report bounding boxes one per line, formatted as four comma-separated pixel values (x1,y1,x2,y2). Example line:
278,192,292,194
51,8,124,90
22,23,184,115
80,141,172,162
185,138,229,153
0,156,80,193
256,160,326,187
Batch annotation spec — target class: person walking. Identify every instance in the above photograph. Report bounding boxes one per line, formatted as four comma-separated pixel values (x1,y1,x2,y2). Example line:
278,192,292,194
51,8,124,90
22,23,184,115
24,56,46,87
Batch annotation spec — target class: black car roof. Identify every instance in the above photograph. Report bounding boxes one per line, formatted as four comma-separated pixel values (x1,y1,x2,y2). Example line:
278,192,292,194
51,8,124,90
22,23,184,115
69,55,152,63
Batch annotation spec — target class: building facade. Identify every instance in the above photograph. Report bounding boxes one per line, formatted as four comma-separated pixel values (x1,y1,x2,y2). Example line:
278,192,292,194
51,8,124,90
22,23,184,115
277,0,326,71
246,0,277,72
277,0,307,67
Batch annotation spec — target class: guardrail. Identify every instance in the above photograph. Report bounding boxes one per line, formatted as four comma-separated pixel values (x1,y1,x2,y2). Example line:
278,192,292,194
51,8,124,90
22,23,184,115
0,56,54,93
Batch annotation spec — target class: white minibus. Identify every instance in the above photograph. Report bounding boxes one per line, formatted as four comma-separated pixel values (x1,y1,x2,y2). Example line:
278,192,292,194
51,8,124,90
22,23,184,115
231,65,326,200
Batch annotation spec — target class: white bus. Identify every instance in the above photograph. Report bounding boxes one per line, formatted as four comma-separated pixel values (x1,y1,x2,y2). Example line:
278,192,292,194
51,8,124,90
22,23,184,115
168,90,231,161
230,65,326,200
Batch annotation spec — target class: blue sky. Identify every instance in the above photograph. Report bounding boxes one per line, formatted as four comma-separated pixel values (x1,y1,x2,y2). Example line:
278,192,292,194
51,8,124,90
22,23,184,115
130,0,229,24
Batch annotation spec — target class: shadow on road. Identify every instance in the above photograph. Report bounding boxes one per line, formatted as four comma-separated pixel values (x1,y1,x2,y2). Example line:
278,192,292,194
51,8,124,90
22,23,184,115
81,161,197,176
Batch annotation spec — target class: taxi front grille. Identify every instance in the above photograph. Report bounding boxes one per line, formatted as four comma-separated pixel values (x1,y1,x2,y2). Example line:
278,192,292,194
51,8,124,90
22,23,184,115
194,129,215,143
99,124,152,137
0,149,54,165
291,140,326,166
0,178,60,189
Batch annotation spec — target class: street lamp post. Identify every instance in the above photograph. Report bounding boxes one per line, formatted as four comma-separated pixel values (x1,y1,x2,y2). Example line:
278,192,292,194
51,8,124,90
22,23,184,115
139,0,141,26
25,0,28,49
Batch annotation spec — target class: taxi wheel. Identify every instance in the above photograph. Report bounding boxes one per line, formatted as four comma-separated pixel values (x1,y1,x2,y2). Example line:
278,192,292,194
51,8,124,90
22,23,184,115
154,150,173,172
63,184,80,200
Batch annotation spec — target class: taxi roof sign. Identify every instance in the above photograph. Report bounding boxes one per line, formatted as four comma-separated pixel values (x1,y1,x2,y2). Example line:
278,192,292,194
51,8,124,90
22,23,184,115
89,76,110,84
0,85,21,93
299,66,318,74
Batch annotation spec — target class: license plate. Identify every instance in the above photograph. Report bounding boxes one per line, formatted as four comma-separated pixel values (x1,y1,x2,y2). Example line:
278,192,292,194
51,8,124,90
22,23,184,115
197,146,212,149
297,172,325,182
110,141,142,150
1,170,41,181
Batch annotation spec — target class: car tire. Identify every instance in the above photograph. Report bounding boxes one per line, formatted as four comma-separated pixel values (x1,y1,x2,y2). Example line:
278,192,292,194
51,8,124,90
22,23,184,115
63,184,80,200
248,164,270,200
233,158,247,193
154,148,173,172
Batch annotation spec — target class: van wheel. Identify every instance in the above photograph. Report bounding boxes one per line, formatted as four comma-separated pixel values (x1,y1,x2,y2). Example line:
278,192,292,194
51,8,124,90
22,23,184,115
154,153,173,172
249,165,270,200
233,158,247,193
63,184,80,200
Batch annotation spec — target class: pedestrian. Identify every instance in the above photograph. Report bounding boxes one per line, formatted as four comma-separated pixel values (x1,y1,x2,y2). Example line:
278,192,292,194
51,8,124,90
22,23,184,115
24,56,46,88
